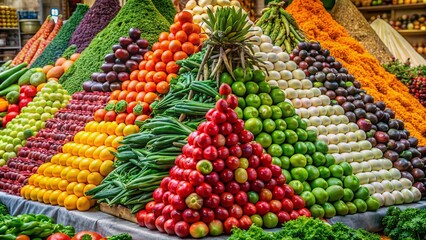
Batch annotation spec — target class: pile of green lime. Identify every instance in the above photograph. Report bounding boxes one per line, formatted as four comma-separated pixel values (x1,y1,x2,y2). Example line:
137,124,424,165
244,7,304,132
220,67,380,218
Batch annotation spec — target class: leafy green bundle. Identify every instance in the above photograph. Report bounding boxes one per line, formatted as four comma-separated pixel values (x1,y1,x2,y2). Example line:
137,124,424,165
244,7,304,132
383,207,426,240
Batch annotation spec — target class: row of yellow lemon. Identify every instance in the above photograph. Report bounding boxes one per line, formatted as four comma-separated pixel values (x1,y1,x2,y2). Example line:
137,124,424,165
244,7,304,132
82,121,139,137
21,184,95,211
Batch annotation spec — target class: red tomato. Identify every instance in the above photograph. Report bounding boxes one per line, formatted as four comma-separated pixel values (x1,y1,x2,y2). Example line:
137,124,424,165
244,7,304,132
7,104,19,113
71,231,103,240
47,233,71,240
224,217,240,234
136,210,147,227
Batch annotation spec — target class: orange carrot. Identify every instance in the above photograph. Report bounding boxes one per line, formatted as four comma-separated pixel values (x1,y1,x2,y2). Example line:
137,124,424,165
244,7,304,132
29,39,48,66
23,38,41,64
12,16,51,65
42,18,55,40
47,15,63,41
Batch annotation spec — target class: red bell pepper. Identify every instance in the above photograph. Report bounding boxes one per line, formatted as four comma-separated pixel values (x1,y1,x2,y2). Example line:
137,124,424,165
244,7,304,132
20,85,37,98
19,98,32,109
7,104,20,113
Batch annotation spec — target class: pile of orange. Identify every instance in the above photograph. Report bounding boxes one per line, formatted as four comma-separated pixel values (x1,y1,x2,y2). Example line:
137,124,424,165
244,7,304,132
106,11,205,125
21,121,139,211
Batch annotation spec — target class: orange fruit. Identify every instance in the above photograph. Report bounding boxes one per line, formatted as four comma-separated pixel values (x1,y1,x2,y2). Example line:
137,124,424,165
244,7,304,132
152,42,161,51
169,40,182,53
94,109,107,122
175,30,188,43
153,49,164,63
79,158,92,171
43,190,53,204
115,123,127,136
58,179,70,191
126,91,138,102
182,22,194,35
159,32,169,42
156,81,170,94
128,80,139,91
85,146,97,158
116,113,128,124
57,191,69,206
89,159,103,172
188,33,201,45
77,196,91,211
193,24,201,34
112,136,124,148
173,51,188,61
49,190,62,205
66,169,80,182
160,40,170,51
100,160,114,177
130,70,139,81
87,172,104,185
155,62,166,72
122,80,131,91
135,82,146,92
110,90,121,100
77,170,90,183
61,167,72,179
138,69,148,81
118,91,129,101
104,135,117,147
30,187,40,201
64,194,78,210
106,122,118,136
72,157,84,169
136,92,146,102
178,11,193,23
161,50,173,63
125,113,136,125
167,73,178,82
83,184,97,197
66,182,78,195
144,92,158,104
99,147,115,161
168,33,175,41
153,71,167,83
170,23,182,34
144,82,157,92
73,183,86,197
166,61,179,74
93,146,107,160
182,42,195,55
37,189,47,202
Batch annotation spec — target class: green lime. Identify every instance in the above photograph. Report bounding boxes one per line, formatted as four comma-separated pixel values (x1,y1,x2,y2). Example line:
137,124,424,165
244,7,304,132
327,185,344,202
271,130,286,145
333,200,349,216
310,178,328,189
248,191,259,204
253,69,266,82
289,180,303,194
298,119,308,130
283,169,292,183
284,117,299,130
244,67,253,82
310,204,325,218
245,94,262,108
274,119,287,131
258,93,273,106
346,202,357,214
313,82,324,88
343,176,360,192
315,140,328,154
290,167,309,182
220,72,233,85
366,197,380,211
232,81,246,96
300,191,316,207
258,81,271,93
272,157,282,167
277,102,295,117
305,142,316,155
312,187,329,205
245,118,263,135
284,130,298,144
302,181,311,192
294,142,307,154
243,106,259,119
290,154,307,167
318,166,331,179
238,97,246,109
329,164,344,179
280,156,290,169
312,152,326,166
323,202,336,218
259,105,272,119
270,88,286,104
235,107,243,119
263,119,276,133
256,132,272,148
267,144,283,157
353,199,367,213
234,67,245,80
270,105,282,120
325,154,336,167
245,81,259,94
342,188,354,202
281,144,294,157
305,165,320,181
354,187,370,200
296,128,308,141
306,130,318,142
327,177,343,187
340,162,353,176
305,154,313,165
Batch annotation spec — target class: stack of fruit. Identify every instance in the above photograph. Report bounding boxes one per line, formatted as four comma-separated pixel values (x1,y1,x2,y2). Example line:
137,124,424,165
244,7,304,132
184,0,243,27
0,91,109,195
104,11,204,125
137,86,309,238
84,28,148,93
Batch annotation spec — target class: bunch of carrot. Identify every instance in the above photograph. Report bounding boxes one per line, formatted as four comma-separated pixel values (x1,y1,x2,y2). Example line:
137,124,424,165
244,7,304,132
12,15,63,66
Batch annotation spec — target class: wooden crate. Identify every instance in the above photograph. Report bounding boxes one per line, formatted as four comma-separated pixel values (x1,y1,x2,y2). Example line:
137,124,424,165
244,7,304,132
99,203,137,223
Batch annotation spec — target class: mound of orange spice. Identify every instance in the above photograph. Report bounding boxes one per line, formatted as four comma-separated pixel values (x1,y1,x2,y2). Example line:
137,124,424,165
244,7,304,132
287,0,426,144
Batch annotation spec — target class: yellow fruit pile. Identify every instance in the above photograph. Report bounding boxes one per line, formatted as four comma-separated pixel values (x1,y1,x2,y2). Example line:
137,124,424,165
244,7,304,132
21,121,139,211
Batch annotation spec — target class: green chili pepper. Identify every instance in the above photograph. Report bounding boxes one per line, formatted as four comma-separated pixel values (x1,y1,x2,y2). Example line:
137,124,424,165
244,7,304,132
0,225,7,234
20,221,39,230
0,234,16,240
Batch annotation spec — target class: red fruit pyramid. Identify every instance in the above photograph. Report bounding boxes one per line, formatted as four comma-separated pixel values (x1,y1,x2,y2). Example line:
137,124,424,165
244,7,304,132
137,84,310,238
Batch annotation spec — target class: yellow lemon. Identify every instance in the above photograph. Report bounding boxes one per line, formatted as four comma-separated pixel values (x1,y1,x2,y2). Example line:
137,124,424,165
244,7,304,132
123,125,139,136
89,121,99,132
79,158,92,171
30,187,40,201
93,146,107,159
73,183,86,197
37,163,51,175
94,133,108,147
20,185,28,198
84,122,92,132
33,175,44,187
74,131,84,143
87,172,103,185
36,188,47,202
115,123,126,136
77,170,90,183
66,169,80,182
72,143,83,156
64,194,78,210
78,145,91,157
49,190,62,205
66,182,78,195
83,184,96,197
25,185,35,199
65,155,76,167
51,154,60,164
39,177,50,189
28,174,38,185
106,122,118,135
112,136,123,149
50,177,61,190
60,166,72,179
72,157,84,169
76,196,91,211
43,190,53,204
58,179,69,191
86,132,99,146
52,165,64,178
96,121,106,133
57,191,68,206
100,160,114,177
89,159,102,172
99,147,116,161
84,146,97,158
103,135,116,147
